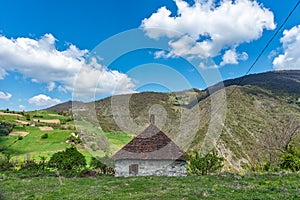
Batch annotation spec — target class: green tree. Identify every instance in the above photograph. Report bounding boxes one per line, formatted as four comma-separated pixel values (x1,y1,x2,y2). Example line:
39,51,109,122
280,146,300,172
25,114,31,121
185,150,224,175
48,146,86,176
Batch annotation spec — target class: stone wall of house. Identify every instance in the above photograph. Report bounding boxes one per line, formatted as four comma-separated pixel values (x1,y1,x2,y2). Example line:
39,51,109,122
115,159,187,177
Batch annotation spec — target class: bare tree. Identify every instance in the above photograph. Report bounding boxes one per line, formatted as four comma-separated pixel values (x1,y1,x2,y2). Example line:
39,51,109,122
258,115,300,167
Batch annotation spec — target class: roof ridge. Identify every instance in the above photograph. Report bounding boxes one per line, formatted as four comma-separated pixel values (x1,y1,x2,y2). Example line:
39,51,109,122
112,123,185,161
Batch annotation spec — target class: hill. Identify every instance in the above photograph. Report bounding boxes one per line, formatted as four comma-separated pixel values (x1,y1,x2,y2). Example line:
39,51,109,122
32,70,300,170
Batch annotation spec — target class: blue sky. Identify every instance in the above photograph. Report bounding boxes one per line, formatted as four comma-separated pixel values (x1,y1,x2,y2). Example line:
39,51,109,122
0,0,300,111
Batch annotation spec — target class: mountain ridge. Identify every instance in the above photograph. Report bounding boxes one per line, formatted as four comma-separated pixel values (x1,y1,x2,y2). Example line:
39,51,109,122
47,70,300,112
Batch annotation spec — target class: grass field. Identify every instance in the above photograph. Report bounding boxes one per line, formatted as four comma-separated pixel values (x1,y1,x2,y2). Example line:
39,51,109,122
0,110,132,162
1,172,299,199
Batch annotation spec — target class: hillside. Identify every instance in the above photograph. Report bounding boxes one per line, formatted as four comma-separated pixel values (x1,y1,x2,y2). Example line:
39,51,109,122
0,110,131,161
41,70,300,170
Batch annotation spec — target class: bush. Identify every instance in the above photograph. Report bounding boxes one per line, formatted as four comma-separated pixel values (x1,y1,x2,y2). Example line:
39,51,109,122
20,159,40,171
0,122,15,136
0,153,14,171
25,114,31,121
48,146,86,176
185,150,224,175
19,156,49,173
280,146,300,172
41,133,48,139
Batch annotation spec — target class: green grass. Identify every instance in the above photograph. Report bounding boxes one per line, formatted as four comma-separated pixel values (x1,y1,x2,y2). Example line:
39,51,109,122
0,110,131,162
0,172,299,199
12,126,26,132
0,110,97,160
102,131,131,148
1,126,73,159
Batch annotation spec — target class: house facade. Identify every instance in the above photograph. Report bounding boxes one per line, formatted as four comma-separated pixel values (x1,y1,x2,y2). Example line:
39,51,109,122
112,118,186,177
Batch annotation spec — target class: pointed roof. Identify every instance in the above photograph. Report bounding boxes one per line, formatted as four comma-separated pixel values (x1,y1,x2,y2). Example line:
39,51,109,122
112,124,185,161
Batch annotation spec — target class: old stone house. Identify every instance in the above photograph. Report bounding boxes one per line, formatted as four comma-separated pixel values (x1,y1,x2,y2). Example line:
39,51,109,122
112,116,186,176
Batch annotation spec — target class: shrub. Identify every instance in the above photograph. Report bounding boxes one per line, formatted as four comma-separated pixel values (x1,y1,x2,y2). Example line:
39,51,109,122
0,122,15,136
41,133,48,139
185,150,224,175
20,159,40,171
280,146,300,172
48,146,86,176
25,114,31,121
0,153,14,171
19,156,49,173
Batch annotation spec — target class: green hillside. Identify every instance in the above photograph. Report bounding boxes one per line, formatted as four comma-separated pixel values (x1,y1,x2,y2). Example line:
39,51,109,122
0,110,131,161
47,70,300,171
3,70,300,171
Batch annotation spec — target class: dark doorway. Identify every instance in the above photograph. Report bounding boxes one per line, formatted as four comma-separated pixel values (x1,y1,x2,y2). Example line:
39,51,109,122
129,164,138,175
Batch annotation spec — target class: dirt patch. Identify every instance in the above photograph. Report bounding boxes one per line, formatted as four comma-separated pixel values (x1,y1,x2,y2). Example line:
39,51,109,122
39,126,54,131
0,112,23,117
48,114,62,117
33,119,60,124
15,120,30,125
9,132,29,136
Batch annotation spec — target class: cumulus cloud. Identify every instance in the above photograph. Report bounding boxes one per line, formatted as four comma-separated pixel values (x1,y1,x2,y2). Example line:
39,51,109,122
220,49,248,66
0,34,135,98
273,25,300,70
141,0,275,66
28,94,61,107
0,91,12,100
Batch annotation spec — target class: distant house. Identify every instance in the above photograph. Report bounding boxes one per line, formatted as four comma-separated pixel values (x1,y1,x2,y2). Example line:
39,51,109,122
112,115,186,177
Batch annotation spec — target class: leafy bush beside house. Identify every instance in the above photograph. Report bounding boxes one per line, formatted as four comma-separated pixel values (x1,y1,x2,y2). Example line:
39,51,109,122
48,146,86,176
185,150,224,175
281,146,300,172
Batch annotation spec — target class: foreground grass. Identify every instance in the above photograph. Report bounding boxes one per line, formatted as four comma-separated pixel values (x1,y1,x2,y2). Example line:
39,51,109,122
1,172,299,199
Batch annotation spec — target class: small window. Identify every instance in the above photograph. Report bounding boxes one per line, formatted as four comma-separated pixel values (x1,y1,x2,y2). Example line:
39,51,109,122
129,164,138,175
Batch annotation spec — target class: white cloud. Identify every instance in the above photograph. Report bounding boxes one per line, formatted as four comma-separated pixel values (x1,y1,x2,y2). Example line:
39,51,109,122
28,94,61,107
0,91,12,100
47,82,56,92
0,68,7,79
0,34,135,98
141,0,275,66
153,50,175,59
19,105,26,111
273,25,300,70
72,57,136,98
220,49,248,66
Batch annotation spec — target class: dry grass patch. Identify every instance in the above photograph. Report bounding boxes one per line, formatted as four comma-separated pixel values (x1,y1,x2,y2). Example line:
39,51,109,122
9,132,29,136
0,112,23,117
33,119,60,124
39,126,54,131
48,114,62,117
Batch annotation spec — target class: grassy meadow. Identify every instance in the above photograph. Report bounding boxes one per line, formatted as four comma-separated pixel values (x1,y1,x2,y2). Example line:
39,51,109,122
1,172,299,199
0,110,131,162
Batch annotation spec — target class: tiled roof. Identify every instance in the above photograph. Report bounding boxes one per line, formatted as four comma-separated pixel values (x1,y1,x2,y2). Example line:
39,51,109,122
112,124,185,161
